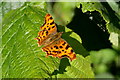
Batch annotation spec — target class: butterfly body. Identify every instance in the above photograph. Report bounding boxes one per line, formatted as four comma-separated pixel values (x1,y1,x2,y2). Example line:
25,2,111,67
35,14,76,61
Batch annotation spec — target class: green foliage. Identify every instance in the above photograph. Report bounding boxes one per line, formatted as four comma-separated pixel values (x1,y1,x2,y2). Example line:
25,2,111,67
76,2,120,50
90,49,117,73
90,48,118,78
2,2,94,78
1,1,120,78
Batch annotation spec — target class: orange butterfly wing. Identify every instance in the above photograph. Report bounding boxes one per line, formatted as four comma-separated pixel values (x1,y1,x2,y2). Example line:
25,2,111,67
36,14,57,46
42,38,76,61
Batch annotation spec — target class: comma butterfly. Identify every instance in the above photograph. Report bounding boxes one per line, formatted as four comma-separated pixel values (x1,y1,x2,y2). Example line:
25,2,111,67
35,14,76,61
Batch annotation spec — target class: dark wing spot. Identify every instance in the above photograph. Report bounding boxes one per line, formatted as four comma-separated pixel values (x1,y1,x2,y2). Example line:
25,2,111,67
47,26,49,27
65,51,67,53
54,46,58,49
46,31,48,35
50,21,54,25
44,49,50,54
43,36,45,38
62,42,66,45
52,51,61,54
61,55,69,58
71,49,73,53
62,50,64,51
52,51,58,53
36,37,40,41
52,26,55,28
51,47,53,49
48,28,50,30
44,28,46,30
49,17,53,20
65,45,70,49
60,46,63,48
45,50,48,53
38,39,40,41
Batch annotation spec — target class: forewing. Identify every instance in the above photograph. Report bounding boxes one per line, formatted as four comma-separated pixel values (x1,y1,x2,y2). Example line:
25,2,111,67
35,14,57,46
40,14,57,34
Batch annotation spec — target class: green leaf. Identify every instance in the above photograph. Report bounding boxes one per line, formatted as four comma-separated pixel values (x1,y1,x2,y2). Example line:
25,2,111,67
2,2,94,78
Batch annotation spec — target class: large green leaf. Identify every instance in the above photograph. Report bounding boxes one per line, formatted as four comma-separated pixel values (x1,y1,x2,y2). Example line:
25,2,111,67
2,2,94,78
